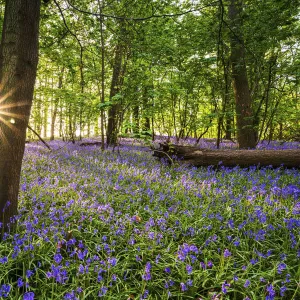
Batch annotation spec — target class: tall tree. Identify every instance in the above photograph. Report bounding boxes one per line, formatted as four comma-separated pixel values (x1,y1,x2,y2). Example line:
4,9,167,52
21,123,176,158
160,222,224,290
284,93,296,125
106,20,127,146
0,0,41,233
228,0,256,148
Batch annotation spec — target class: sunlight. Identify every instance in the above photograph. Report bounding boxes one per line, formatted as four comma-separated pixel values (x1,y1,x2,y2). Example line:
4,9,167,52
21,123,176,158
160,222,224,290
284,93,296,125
0,88,24,146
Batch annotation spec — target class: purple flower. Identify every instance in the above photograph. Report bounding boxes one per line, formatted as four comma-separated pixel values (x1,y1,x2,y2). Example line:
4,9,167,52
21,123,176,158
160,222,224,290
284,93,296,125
244,280,250,288
266,284,276,297
224,249,231,258
280,285,287,297
0,284,11,298
277,262,286,274
17,278,24,288
142,262,152,281
108,257,117,267
292,202,300,214
78,264,85,274
186,279,193,286
141,290,149,299
142,272,151,281
26,270,34,279
98,286,108,297
260,277,266,282
222,281,230,294
164,267,171,273
180,282,187,292
189,245,198,253
0,256,8,264
23,292,34,300
111,274,117,281
186,264,193,275
54,253,63,264
136,255,142,262
64,291,78,300
155,254,161,263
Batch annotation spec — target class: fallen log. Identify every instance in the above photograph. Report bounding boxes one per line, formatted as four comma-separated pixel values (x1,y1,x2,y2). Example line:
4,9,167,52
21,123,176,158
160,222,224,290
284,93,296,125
80,142,102,147
153,143,300,168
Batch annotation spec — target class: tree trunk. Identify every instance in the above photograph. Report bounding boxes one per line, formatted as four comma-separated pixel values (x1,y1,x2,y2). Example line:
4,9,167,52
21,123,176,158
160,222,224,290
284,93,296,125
153,144,300,168
228,0,256,149
141,84,151,132
133,105,139,134
50,67,64,141
106,31,126,146
97,0,105,150
0,0,41,233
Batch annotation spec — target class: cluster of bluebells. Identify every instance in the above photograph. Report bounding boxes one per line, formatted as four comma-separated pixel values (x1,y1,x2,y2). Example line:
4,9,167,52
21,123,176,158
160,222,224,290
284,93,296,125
0,138,299,299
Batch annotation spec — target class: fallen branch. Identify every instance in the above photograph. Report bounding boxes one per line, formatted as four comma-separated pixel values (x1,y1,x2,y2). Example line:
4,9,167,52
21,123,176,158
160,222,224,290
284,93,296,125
27,125,51,151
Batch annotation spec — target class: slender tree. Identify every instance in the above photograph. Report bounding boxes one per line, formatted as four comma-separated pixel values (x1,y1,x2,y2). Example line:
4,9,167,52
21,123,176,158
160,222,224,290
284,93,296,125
0,0,41,234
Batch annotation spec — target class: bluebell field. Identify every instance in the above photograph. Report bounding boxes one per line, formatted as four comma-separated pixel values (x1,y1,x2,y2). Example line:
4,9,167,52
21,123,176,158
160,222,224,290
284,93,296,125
0,138,299,299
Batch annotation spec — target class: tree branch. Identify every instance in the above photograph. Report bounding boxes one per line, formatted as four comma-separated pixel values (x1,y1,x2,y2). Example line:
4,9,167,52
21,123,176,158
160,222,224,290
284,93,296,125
66,0,219,21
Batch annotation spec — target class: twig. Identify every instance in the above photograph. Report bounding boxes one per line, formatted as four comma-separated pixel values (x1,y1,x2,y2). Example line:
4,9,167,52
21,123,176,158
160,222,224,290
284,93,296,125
27,125,51,151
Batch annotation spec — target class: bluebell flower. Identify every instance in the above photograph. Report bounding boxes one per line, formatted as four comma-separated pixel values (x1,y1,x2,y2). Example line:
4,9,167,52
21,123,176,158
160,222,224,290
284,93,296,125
180,282,187,292
142,262,152,281
186,279,193,286
0,256,8,264
207,261,213,268
108,257,117,267
98,286,108,297
164,267,171,273
186,264,192,274
78,264,85,274
64,291,78,300
54,253,63,264
222,281,230,294
280,285,287,296
266,284,276,297
285,273,291,283
292,202,300,214
244,280,250,288
0,284,11,298
23,292,34,300
277,262,286,274
26,270,34,279
140,290,149,299
224,249,231,258
17,278,24,288
200,261,206,269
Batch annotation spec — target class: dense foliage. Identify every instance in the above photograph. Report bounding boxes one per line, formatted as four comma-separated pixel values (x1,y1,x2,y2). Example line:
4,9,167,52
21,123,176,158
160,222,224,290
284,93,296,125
0,140,299,299
25,0,300,144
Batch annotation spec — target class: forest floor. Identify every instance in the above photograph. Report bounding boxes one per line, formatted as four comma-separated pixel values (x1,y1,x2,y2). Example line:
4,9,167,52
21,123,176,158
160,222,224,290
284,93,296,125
0,138,299,299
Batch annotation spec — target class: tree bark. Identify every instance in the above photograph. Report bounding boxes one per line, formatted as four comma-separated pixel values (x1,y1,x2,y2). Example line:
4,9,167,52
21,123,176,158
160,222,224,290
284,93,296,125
228,0,256,149
106,30,126,146
0,0,41,233
50,67,64,141
153,144,300,168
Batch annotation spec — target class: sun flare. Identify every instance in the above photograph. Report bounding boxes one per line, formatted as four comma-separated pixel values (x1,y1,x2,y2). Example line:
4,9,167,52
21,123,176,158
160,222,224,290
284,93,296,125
0,89,25,146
